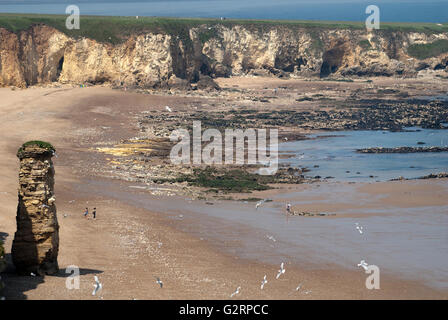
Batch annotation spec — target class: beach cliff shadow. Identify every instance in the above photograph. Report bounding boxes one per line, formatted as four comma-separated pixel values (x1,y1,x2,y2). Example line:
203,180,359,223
2,257,103,300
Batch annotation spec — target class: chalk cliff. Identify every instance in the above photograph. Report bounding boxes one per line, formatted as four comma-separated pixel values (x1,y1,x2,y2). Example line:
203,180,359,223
0,23,447,88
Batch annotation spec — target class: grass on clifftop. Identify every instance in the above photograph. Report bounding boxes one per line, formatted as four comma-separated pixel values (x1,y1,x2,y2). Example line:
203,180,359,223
407,39,448,59
0,13,447,44
17,140,55,157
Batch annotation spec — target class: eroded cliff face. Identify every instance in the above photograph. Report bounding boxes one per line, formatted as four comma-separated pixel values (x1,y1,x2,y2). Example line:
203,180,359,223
0,24,447,88
11,143,59,276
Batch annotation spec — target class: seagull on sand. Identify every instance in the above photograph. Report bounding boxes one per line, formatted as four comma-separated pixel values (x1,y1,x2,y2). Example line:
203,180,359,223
261,275,268,290
165,106,173,112
276,262,285,279
355,223,364,234
295,283,303,291
92,275,102,296
266,235,276,242
357,260,369,271
155,277,163,288
230,286,241,298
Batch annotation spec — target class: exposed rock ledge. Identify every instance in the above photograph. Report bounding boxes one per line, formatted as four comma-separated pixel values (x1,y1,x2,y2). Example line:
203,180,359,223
1,23,448,88
357,146,448,153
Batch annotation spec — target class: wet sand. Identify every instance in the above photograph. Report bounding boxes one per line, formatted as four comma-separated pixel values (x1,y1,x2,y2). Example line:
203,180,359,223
0,80,447,299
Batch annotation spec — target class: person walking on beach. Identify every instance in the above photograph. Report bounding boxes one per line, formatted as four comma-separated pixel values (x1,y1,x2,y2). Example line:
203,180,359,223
286,203,291,214
92,208,97,220
83,207,89,218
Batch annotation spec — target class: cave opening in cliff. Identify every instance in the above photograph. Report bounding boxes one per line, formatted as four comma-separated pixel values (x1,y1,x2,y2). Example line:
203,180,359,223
319,43,348,78
56,57,64,79
275,57,306,73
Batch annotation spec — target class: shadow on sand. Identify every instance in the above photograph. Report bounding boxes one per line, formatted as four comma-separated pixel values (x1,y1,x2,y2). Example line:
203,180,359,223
1,232,103,300
2,259,103,300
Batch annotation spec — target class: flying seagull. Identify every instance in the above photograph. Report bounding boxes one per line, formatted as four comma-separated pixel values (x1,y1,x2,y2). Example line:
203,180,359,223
92,275,102,296
276,262,285,279
255,200,265,210
230,286,241,298
295,283,303,291
303,290,312,295
155,277,163,288
266,235,276,242
355,223,364,234
357,260,369,271
261,275,268,290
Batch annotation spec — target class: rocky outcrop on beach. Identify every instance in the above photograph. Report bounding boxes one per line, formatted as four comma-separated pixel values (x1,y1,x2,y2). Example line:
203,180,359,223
11,142,59,275
416,172,448,179
1,23,447,88
357,146,448,153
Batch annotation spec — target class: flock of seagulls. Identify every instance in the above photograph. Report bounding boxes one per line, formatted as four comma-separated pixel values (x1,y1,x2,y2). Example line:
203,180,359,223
230,262,310,298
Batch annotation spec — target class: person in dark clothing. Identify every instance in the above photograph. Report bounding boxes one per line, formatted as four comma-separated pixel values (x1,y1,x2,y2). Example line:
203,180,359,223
92,208,97,219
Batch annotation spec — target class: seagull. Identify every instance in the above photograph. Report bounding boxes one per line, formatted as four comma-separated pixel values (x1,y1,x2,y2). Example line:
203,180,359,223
303,290,312,295
155,277,163,288
295,283,303,291
255,200,265,210
261,275,267,290
276,262,285,279
92,275,102,296
63,213,68,218
355,223,364,234
165,106,173,112
30,272,36,277
357,260,369,271
157,242,163,249
68,200,75,204
266,235,276,242
230,286,241,298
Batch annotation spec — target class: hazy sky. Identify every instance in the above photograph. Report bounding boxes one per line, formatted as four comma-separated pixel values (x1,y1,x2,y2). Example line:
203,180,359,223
0,0,447,22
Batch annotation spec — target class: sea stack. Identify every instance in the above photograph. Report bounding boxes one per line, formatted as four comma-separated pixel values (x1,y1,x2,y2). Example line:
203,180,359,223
12,141,59,275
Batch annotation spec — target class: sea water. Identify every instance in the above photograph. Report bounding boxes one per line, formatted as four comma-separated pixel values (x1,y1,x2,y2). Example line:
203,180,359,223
1,0,447,23
280,127,448,182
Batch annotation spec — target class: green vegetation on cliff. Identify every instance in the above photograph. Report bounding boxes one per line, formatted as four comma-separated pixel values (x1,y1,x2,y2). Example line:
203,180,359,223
0,13,447,45
407,39,448,59
17,140,55,157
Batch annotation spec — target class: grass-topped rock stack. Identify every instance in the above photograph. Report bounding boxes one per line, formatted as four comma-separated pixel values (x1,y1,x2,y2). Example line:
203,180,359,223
12,141,59,275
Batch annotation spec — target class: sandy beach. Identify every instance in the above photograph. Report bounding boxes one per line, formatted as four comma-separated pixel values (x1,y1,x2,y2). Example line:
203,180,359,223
0,79,447,300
